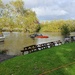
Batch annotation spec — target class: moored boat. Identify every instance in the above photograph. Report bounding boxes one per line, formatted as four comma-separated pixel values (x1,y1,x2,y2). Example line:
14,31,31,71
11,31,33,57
36,35,49,38
29,33,49,39
29,33,42,38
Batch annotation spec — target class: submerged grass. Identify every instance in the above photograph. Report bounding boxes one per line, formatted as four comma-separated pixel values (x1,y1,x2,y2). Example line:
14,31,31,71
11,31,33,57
0,42,75,75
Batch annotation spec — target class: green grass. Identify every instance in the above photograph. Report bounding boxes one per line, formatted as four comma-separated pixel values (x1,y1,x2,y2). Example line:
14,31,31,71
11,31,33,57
0,42,75,75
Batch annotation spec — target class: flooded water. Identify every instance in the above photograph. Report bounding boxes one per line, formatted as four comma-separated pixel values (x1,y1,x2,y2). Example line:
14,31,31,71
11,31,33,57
0,32,75,55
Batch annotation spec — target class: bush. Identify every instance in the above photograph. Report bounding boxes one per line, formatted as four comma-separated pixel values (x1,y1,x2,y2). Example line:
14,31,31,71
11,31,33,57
61,24,70,37
0,50,8,54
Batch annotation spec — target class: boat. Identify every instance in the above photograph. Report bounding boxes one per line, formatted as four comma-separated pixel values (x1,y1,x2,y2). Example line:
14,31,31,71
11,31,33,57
29,33,42,38
29,33,49,39
36,36,49,38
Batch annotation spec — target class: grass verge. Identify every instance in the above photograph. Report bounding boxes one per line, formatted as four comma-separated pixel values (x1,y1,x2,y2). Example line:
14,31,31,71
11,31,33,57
0,42,75,75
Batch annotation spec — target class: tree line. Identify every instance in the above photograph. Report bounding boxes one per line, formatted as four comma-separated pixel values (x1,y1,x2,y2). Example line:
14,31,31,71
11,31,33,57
0,0,75,33
40,20,75,32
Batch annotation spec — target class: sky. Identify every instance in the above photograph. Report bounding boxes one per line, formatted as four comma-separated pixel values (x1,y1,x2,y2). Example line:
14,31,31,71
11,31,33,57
2,0,75,21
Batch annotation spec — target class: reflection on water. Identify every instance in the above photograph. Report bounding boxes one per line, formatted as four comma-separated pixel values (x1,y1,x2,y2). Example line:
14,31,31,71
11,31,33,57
0,32,36,55
0,32,75,55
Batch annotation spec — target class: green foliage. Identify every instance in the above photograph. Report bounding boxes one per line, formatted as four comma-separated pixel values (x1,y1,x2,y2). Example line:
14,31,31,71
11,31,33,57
40,20,75,32
35,24,41,32
0,0,39,32
0,50,7,54
61,24,70,37
0,0,4,8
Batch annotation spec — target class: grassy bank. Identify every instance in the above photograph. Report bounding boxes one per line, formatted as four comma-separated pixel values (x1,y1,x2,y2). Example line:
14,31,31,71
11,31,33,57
0,42,75,75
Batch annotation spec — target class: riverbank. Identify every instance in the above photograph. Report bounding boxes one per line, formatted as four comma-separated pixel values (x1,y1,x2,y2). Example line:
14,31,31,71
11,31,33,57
0,54,16,63
0,42,75,75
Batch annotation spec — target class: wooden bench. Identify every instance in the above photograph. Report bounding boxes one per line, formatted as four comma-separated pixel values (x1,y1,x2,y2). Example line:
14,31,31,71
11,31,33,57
47,42,55,47
21,41,62,55
21,45,38,54
36,43,49,50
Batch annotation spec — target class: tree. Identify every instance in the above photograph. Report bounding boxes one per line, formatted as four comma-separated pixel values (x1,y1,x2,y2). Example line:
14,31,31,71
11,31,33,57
61,24,70,37
0,0,40,32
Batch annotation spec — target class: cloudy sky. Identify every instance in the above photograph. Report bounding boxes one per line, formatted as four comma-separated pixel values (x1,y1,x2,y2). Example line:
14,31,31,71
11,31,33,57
2,0,75,21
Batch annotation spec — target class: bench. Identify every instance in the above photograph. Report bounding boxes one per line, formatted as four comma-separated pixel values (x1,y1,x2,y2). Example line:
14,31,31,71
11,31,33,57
21,45,38,54
21,40,62,55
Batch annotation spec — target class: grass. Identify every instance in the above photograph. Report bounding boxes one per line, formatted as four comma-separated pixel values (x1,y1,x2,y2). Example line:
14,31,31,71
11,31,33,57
0,42,75,75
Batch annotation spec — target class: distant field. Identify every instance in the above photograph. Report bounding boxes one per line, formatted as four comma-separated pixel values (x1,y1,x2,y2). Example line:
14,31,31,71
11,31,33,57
0,42,75,75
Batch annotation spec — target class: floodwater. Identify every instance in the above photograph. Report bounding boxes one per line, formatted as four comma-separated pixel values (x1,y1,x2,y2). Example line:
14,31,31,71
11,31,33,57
0,32,75,55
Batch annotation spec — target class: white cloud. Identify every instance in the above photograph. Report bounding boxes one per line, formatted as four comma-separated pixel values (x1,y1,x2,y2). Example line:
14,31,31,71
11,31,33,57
2,0,75,20
32,6,68,17
24,0,69,20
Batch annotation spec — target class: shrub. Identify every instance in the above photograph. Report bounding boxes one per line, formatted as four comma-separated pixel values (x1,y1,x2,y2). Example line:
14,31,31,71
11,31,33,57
61,24,70,37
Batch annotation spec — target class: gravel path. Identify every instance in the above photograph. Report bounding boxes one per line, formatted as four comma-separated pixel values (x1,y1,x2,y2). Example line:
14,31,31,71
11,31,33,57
0,54,16,63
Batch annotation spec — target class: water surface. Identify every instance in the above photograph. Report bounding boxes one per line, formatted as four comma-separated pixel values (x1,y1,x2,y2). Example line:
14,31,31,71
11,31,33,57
0,32,75,55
